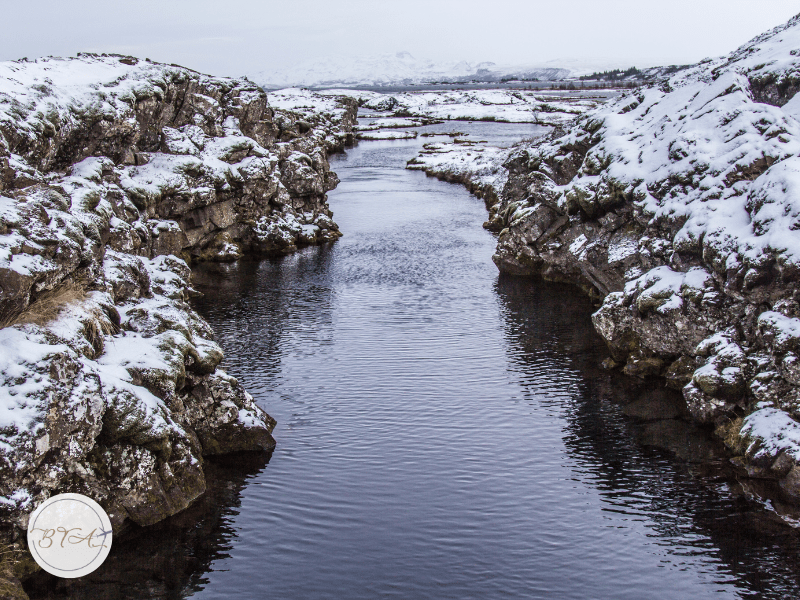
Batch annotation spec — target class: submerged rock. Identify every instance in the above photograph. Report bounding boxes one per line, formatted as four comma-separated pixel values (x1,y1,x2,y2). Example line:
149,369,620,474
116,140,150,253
489,13,800,503
0,54,355,549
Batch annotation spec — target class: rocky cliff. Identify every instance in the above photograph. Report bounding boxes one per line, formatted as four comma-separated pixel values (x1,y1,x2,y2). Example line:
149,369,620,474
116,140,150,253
0,53,356,561
491,15,800,504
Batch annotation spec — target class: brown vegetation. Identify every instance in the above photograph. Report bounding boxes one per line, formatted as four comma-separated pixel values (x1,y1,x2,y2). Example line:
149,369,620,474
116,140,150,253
2,281,86,329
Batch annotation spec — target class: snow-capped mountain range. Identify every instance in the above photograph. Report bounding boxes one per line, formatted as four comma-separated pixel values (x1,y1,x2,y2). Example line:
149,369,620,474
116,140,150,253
252,51,576,89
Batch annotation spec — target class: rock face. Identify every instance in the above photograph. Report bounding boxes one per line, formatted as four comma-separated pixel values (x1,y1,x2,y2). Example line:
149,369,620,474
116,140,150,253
0,53,356,546
490,14,800,502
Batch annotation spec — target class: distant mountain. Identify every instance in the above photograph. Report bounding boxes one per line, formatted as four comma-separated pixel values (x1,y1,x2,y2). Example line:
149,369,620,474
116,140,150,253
251,51,572,89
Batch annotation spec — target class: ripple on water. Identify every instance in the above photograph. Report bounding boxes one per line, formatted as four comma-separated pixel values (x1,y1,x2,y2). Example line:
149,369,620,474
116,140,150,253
188,127,800,600
25,121,800,600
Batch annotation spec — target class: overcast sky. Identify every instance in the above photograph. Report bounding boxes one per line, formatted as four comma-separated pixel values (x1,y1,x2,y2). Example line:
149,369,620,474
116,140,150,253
2,1,798,76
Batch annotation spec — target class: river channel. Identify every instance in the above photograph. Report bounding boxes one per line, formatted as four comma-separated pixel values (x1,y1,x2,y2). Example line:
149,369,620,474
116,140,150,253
25,120,800,599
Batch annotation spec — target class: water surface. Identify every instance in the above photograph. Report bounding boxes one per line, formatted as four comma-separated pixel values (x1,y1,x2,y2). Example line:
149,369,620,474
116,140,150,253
188,124,800,599
26,121,800,599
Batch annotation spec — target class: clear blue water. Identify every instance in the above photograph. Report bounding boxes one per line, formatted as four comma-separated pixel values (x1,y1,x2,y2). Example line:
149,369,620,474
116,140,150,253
25,122,800,599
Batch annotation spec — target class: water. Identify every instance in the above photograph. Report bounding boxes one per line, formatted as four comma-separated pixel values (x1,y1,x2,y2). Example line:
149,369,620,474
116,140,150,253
25,121,800,599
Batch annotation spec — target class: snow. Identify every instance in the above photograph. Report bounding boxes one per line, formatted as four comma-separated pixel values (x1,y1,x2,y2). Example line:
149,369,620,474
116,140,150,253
237,407,265,429
252,51,572,89
569,234,588,255
742,405,800,462
606,237,639,264
0,328,68,442
357,130,418,140
6,252,51,277
620,266,715,315
406,141,512,198
758,311,800,353
780,93,800,121
0,489,31,508
625,266,684,313
356,117,432,131
267,87,354,122
98,330,173,376
324,88,604,124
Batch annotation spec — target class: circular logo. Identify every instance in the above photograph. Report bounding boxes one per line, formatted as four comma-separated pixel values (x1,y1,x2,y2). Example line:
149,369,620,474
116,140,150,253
27,493,113,578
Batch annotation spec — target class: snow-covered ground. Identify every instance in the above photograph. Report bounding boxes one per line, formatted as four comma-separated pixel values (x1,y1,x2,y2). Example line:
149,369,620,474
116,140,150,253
407,141,511,201
357,130,418,140
266,87,356,125
356,117,440,131
322,88,604,124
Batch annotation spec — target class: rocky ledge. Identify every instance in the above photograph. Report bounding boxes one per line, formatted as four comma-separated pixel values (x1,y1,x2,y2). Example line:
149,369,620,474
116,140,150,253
406,139,512,219
490,14,800,504
0,53,356,561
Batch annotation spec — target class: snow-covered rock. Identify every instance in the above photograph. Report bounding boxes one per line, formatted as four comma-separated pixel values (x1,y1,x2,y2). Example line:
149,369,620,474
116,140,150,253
0,254,275,530
322,88,602,125
406,140,512,214
491,13,800,501
0,55,356,538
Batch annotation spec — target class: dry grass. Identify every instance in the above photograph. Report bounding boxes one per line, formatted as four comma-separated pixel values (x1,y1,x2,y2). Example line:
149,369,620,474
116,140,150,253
1,277,120,359
83,312,120,353
2,280,86,329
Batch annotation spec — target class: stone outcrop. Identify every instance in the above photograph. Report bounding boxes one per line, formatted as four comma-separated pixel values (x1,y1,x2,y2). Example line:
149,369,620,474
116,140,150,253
0,52,356,570
488,14,800,504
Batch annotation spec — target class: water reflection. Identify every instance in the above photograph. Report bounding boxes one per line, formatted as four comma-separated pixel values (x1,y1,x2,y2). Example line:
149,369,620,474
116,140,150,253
495,274,800,598
191,250,338,397
24,454,271,600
